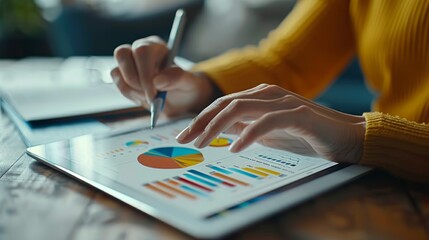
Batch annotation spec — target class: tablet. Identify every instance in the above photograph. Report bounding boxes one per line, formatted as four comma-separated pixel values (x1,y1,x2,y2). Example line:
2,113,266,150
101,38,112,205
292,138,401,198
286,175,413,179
26,118,371,238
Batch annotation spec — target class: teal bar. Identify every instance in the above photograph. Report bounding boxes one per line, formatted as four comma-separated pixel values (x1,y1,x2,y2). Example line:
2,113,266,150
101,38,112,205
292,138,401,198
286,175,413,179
207,164,232,174
184,173,217,187
180,185,208,197
229,168,260,179
188,170,223,183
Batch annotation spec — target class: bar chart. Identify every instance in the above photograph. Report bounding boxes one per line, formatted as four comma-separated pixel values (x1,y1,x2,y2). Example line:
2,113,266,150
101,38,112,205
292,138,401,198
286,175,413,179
143,161,287,200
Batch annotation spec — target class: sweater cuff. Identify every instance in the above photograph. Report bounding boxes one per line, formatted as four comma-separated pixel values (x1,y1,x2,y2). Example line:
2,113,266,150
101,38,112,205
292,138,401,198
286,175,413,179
361,112,429,182
361,112,413,166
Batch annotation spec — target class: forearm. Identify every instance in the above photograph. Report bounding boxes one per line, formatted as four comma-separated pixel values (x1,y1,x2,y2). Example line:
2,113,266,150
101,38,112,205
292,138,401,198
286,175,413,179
192,0,355,98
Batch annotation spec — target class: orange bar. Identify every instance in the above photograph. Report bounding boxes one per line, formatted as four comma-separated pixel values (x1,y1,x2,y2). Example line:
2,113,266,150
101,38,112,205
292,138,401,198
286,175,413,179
157,181,196,199
212,172,250,186
167,179,180,186
144,184,175,198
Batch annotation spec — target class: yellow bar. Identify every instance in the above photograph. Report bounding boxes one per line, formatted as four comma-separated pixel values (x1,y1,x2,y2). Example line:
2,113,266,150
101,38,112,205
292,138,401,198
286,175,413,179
242,168,269,177
255,167,281,176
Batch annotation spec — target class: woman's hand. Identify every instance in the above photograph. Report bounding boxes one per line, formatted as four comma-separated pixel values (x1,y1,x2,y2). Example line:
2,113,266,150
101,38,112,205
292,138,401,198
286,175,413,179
176,84,366,163
110,36,216,117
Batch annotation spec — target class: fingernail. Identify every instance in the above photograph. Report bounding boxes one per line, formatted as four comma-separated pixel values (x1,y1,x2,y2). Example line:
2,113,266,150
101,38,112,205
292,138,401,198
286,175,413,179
194,135,206,148
176,127,189,143
112,75,119,83
229,138,242,153
194,129,210,148
199,137,212,148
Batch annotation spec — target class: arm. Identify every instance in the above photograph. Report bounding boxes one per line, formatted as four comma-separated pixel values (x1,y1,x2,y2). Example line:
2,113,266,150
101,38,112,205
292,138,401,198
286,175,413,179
362,113,429,183
193,0,356,99
176,85,429,184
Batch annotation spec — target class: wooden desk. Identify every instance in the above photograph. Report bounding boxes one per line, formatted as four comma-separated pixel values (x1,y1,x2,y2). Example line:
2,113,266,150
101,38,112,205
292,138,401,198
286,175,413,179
1,113,428,240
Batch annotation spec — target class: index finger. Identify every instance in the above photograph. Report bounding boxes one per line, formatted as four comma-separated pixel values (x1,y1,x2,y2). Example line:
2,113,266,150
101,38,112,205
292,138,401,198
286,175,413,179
132,37,169,103
114,44,141,91
177,84,272,143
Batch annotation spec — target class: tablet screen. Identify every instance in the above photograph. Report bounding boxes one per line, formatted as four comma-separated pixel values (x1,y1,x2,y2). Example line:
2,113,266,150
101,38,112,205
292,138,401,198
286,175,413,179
27,118,373,238
29,119,339,219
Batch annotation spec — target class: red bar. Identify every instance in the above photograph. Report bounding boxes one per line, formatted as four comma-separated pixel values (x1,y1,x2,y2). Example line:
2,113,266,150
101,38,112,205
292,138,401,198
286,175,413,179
175,177,213,192
220,181,235,187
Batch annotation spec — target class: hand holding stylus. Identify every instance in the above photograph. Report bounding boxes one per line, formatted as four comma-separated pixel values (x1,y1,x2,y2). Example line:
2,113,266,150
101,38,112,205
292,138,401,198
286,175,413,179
150,9,186,128
111,11,217,123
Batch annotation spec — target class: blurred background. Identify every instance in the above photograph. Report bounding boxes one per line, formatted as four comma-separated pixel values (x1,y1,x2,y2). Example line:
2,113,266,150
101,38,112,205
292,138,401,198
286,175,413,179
0,0,374,114
0,0,292,59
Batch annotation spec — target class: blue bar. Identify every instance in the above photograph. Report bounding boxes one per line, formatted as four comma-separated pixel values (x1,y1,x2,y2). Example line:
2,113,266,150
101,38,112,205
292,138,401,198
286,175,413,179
188,170,223,183
180,185,208,197
207,164,232,174
229,168,260,179
184,173,217,187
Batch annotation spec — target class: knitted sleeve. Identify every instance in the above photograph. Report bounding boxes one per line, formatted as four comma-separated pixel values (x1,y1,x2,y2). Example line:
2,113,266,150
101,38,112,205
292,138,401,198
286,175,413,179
362,112,429,183
192,0,355,99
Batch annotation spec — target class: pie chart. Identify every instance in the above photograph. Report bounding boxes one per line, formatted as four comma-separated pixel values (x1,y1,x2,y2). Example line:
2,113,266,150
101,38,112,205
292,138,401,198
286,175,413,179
138,147,204,169
209,137,233,147
125,140,149,147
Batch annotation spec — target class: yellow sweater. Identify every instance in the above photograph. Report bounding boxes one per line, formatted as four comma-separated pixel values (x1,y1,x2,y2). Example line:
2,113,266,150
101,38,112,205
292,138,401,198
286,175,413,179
193,0,429,182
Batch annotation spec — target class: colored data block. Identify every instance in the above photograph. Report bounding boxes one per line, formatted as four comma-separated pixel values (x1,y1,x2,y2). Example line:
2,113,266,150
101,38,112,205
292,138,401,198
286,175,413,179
184,173,218,187
207,164,233,174
156,181,196,199
229,168,260,179
242,168,269,177
188,170,235,187
212,172,250,186
188,170,223,183
255,167,282,176
144,184,175,198
180,185,208,197
175,176,213,192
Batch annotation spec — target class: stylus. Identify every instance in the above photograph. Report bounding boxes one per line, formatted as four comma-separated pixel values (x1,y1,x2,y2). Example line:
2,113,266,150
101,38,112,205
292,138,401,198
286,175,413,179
150,9,186,129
